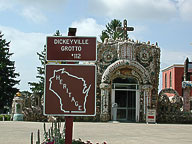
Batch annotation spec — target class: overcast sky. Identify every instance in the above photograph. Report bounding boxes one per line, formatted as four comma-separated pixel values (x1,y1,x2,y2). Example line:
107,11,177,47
0,0,192,91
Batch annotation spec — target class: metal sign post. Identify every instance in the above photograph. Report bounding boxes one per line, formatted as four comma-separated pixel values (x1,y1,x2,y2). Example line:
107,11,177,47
65,28,75,144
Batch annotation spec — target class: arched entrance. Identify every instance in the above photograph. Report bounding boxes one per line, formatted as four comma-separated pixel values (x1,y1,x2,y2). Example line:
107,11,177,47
111,77,140,122
97,34,160,122
100,60,153,122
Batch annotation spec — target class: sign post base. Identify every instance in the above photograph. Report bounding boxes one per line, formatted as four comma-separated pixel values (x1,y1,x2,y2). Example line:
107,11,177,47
65,116,73,144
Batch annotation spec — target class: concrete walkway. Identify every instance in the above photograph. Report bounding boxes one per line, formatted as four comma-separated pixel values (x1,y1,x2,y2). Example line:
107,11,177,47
0,121,192,144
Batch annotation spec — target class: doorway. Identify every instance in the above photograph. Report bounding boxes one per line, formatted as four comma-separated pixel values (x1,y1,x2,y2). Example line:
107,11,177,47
111,77,140,122
115,90,136,121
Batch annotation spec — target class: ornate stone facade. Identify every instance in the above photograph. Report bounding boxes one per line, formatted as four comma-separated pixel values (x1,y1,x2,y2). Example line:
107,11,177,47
96,38,160,122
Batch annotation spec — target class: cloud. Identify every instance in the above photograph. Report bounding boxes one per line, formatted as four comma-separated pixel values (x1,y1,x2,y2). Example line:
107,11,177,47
0,0,68,23
89,0,178,21
0,25,46,57
178,0,192,22
0,25,47,91
0,18,104,91
161,48,192,69
129,25,148,40
71,18,105,40
0,0,14,11
17,0,68,11
0,18,104,90
21,7,47,23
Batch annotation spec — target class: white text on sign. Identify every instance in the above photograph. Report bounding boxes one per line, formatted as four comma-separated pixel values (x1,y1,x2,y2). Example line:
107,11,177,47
54,39,89,45
53,38,89,60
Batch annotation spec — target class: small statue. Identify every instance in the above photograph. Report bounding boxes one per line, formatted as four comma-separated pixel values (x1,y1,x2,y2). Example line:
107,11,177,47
12,92,24,121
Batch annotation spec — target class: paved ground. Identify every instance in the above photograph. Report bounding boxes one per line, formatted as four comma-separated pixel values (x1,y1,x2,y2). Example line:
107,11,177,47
0,121,192,144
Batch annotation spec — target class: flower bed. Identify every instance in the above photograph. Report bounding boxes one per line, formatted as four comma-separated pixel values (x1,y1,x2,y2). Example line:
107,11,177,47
31,121,107,144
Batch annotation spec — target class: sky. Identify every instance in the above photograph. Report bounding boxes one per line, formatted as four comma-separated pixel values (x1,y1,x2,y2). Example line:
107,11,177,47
0,0,192,92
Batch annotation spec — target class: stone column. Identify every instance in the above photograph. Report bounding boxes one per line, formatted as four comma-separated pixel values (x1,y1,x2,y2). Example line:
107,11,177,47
100,83,111,121
182,81,192,112
142,85,152,121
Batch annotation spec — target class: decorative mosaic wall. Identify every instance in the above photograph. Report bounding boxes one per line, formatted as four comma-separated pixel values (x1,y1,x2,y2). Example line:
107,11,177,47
96,38,160,122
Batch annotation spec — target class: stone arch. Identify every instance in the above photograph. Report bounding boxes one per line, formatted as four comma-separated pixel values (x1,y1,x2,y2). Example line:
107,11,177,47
112,76,139,84
158,88,182,105
159,88,179,98
112,71,142,85
101,60,151,84
100,60,152,121
157,88,183,123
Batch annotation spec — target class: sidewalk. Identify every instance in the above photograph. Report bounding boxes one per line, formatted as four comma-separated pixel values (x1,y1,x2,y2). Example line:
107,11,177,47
0,121,192,144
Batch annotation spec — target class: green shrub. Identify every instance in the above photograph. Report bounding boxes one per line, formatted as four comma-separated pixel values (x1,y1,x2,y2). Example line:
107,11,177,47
0,115,11,121
0,115,3,121
4,115,11,121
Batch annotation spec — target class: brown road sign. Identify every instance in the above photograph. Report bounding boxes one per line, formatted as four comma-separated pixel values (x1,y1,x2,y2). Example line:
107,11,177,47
46,36,97,61
44,64,96,116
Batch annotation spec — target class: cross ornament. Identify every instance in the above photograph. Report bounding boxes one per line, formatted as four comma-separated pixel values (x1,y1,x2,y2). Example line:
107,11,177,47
116,19,134,40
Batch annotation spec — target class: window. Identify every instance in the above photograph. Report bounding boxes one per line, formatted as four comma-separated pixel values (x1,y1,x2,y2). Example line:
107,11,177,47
170,72,172,88
165,73,167,88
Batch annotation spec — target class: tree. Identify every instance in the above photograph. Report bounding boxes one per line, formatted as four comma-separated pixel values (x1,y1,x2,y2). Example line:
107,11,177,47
28,30,62,96
0,32,20,112
28,46,46,96
100,19,123,42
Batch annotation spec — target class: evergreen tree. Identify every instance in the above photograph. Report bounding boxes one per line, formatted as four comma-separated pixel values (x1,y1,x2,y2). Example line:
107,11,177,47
0,32,20,111
28,46,46,96
100,31,109,43
28,30,62,95
100,19,123,42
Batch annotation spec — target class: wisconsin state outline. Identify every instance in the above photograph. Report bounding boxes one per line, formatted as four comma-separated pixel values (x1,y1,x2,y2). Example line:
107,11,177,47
49,68,91,113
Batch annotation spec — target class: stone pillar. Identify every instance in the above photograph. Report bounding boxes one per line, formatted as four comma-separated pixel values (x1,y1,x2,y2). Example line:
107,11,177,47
183,87,191,112
13,92,24,121
182,81,192,112
142,85,152,121
100,83,111,121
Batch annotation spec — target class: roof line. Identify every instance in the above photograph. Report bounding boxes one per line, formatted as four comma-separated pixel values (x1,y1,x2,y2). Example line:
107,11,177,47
161,64,184,72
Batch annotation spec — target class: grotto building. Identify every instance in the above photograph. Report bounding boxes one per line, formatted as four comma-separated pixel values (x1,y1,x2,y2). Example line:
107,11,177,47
96,20,160,122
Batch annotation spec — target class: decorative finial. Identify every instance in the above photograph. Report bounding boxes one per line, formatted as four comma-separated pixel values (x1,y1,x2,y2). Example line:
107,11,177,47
16,92,21,97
